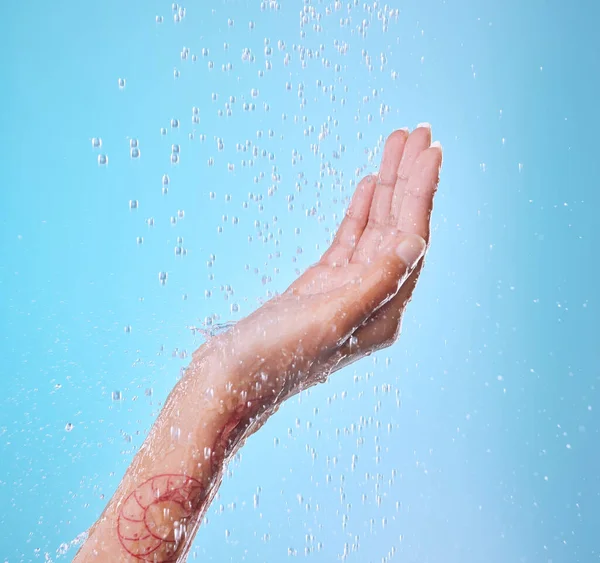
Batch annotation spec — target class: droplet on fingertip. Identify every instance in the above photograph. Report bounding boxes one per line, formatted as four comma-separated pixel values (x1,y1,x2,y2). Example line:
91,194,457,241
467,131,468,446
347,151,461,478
416,122,431,129
431,140,442,150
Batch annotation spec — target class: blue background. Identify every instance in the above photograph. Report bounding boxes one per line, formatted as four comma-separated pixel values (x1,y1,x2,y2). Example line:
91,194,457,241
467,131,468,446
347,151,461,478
1,0,599,561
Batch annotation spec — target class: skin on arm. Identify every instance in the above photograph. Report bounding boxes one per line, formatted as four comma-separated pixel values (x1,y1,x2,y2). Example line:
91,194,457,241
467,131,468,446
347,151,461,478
74,125,442,562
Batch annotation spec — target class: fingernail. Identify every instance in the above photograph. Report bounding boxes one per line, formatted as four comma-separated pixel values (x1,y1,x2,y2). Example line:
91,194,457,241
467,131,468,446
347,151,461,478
417,122,431,129
430,140,442,150
396,235,427,268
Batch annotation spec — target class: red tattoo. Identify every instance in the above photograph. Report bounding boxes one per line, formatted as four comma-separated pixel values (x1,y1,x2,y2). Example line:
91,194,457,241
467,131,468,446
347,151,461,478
116,402,267,560
117,474,204,562
212,400,264,467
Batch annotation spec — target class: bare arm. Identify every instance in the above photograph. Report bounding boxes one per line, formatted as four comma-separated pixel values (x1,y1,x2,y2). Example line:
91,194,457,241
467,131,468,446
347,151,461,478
74,126,441,562
74,331,290,562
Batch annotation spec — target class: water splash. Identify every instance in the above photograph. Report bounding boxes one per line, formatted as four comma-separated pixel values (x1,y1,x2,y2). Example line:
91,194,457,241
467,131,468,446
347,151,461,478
189,320,237,340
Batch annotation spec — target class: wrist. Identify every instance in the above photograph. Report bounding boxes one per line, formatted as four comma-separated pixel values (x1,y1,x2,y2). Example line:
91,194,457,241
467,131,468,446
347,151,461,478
187,330,284,462
209,327,291,405
190,324,285,407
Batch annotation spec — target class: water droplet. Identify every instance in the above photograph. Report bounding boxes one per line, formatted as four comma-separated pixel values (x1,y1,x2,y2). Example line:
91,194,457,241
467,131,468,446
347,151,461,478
158,271,168,285
91,137,102,148
112,390,122,401
98,154,108,166
118,78,126,89
129,200,138,209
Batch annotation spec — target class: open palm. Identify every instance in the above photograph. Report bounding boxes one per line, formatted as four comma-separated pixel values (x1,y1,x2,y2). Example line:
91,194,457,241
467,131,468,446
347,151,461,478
286,125,441,373
229,125,441,400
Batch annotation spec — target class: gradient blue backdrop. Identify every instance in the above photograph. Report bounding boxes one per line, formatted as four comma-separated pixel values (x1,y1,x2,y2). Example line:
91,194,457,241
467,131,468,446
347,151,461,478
1,0,598,561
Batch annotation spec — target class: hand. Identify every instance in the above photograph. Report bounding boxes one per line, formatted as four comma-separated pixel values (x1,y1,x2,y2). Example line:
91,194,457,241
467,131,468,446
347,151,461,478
321,124,441,373
222,125,442,401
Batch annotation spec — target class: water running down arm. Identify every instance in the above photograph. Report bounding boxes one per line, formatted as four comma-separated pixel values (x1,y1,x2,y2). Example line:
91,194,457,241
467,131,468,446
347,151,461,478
74,125,442,562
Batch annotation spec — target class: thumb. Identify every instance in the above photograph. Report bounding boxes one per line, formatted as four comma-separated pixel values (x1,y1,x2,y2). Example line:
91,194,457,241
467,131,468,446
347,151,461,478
328,233,427,343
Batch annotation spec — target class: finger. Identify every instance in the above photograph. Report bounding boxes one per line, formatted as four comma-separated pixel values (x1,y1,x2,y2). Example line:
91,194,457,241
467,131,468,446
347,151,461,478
366,128,409,227
321,175,377,266
395,144,442,236
326,233,426,343
351,128,409,264
390,124,433,227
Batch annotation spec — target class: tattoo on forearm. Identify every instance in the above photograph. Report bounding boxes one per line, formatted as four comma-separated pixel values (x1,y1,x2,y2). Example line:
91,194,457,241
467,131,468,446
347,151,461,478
117,474,204,562
116,400,269,561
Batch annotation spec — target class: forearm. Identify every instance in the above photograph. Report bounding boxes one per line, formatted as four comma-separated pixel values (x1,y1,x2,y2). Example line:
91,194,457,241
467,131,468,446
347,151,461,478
74,331,285,562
